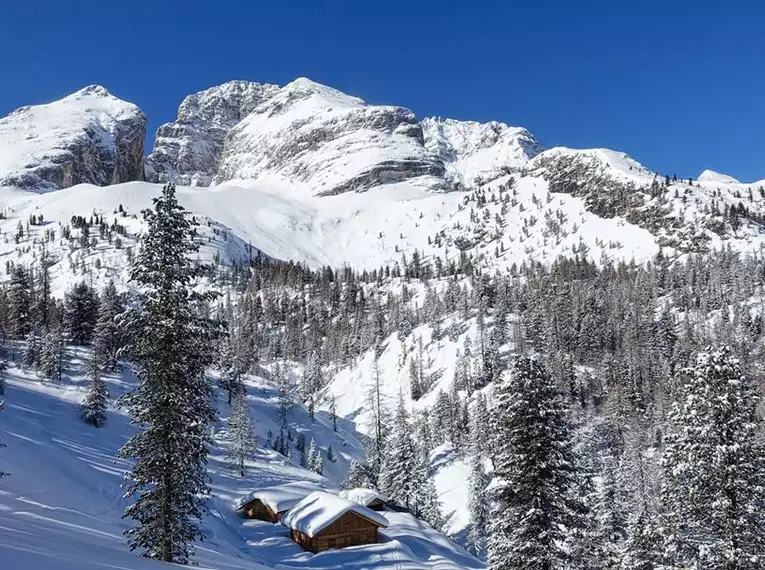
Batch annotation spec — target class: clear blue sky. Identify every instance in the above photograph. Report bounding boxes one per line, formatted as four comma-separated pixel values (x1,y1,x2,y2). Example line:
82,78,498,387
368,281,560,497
2,1,764,181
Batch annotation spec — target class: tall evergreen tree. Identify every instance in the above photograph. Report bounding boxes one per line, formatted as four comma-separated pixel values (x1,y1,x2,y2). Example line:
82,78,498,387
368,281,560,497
381,392,419,510
38,328,64,382
227,390,257,477
660,346,765,569
64,281,99,345
118,184,220,565
467,454,490,556
81,354,108,427
8,265,31,339
307,438,323,475
93,280,123,371
488,356,589,570
345,459,372,488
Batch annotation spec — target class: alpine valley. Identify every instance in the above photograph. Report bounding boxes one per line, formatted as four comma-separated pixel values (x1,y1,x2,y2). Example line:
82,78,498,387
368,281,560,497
1,78,765,570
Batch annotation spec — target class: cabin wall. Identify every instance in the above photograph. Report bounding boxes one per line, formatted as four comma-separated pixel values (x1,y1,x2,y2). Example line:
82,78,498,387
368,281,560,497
292,511,381,552
241,500,279,523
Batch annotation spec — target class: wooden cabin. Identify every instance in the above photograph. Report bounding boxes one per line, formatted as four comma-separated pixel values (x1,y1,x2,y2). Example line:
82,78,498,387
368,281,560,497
236,482,322,522
282,491,389,553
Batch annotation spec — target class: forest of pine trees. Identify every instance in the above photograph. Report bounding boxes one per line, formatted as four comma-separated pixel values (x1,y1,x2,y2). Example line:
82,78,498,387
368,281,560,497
0,177,765,567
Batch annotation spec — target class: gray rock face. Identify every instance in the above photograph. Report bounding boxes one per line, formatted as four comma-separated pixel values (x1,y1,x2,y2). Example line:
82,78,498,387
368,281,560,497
0,85,146,191
144,80,280,186
421,117,543,185
214,78,446,196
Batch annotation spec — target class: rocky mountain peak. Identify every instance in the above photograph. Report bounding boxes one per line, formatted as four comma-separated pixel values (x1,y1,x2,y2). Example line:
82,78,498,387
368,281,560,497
0,86,146,191
144,80,280,186
213,79,445,195
421,116,543,185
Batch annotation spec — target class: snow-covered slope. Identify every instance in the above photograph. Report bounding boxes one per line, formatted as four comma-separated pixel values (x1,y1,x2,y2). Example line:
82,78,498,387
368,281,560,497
214,78,447,196
0,85,146,191
0,351,482,570
421,117,543,186
697,169,740,185
145,80,279,186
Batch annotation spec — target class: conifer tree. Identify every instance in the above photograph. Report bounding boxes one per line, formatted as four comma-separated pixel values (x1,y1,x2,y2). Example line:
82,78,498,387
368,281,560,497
417,464,444,531
93,280,123,371
8,265,31,339
118,184,220,565
64,281,99,345
38,328,64,382
81,354,108,427
345,459,372,488
274,361,292,427
381,392,418,510
467,454,490,556
227,390,257,477
307,438,323,475
488,356,589,570
23,329,39,369
660,346,765,569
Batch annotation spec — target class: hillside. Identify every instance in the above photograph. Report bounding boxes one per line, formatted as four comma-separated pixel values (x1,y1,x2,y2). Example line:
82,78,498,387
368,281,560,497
0,348,482,570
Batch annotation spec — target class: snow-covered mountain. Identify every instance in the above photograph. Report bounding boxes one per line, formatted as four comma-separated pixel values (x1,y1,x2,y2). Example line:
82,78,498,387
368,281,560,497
0,85,146,191
145,80,280,186
421,117,543,187
1,77,765,285
214,78,447,196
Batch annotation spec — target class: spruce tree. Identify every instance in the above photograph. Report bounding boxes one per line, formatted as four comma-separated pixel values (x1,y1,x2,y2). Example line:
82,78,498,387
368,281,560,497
307,438,323,475
8,265,31,339
488,356,589,570
64,281,99,345
660,346,765,569
345,459,372,488
381,392,418,510
81,354,108,427
467,454,490,556
227,390,257,477
93,280,123,371
38,328,64,382
118,184,220,565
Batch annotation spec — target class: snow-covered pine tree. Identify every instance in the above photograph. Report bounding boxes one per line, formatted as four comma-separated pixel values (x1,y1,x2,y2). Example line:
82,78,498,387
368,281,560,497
81,353,108,427
345,459,373,488
38,328,64,382
329,393,337,432
274,361,292,427
307,438,323,475
64,281,99,345
227,389,257,477
93,280,123,371
488,356,589,570
23,329,39,369
8,265,31,339
416,462,444,531
381,392,418,510
118,184,220,565
660,346,765,569
466,454,490,556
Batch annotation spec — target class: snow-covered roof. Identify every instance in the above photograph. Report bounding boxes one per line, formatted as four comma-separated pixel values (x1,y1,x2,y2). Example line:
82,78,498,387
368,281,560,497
339,488,389,507
236,481,324,513
281,491,389,537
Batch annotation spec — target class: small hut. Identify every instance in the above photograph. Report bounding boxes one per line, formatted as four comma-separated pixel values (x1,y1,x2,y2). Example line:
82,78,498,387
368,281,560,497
236,482,323,522
282,491,389,552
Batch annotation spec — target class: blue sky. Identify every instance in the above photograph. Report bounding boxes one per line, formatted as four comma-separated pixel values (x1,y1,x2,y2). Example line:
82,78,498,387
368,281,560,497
2,1,763,181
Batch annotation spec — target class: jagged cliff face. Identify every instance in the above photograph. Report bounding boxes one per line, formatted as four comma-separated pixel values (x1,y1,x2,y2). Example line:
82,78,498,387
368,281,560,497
144,80,279,186
213,78,447,196
0,85,146,191
421,117,543,186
